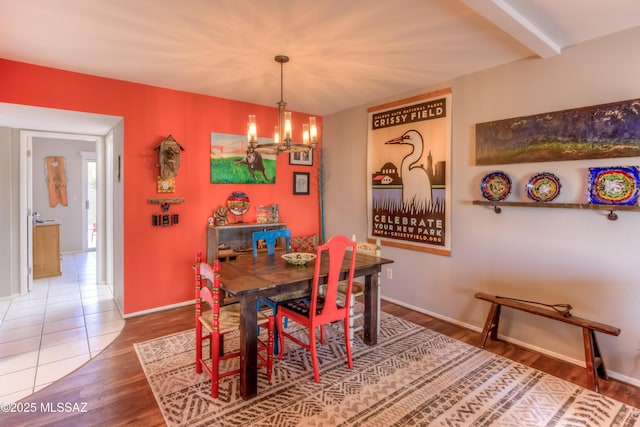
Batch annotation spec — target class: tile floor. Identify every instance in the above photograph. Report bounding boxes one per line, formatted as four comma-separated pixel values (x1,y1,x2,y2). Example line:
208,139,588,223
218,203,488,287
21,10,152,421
0,252,124,404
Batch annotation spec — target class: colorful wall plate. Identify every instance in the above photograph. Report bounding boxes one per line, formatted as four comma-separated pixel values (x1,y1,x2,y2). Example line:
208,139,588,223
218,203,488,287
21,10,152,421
526,172,561,202
588,166,640,205
227,191,250,215
480,171,512,202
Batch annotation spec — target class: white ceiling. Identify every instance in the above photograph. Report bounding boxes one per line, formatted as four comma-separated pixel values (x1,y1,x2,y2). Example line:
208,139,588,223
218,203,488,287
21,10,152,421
0,0,639,133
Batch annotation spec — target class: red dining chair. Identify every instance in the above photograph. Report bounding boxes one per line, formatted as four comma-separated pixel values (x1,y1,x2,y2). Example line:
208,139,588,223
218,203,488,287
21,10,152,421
276,235,357,383
194,252,274,398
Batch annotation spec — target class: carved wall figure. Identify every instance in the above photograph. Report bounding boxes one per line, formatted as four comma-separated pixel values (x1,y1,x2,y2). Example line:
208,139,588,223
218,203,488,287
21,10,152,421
155,135,184,178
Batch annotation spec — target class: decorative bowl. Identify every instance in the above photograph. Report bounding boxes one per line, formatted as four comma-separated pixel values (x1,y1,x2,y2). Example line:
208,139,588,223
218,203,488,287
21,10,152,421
526,172,561,202
282,252,316,266
480,171,512,202
588,166,640,205
226,191,250,215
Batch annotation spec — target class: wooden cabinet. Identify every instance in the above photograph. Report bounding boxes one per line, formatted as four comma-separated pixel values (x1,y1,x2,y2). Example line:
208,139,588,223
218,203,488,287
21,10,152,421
207,222,287,264
33,222,61,279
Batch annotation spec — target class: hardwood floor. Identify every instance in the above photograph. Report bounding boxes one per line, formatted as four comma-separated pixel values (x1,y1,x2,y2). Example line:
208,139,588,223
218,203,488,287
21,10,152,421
4,300,638,426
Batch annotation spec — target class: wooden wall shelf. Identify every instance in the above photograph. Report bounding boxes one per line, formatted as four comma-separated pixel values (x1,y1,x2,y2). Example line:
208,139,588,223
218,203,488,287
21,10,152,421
472,200,640,221
148,197,184,204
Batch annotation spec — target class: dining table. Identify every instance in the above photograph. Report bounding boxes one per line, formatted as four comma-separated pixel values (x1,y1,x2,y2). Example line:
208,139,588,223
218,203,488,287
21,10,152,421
217,250,394,399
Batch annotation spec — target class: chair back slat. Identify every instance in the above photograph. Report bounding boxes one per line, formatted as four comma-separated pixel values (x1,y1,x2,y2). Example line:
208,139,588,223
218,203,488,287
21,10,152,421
195,252,221,332
309,235,357,318
252,229,291,257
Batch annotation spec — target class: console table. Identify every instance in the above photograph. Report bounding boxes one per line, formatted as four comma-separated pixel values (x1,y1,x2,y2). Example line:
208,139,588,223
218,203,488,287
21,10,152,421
206,222,287,264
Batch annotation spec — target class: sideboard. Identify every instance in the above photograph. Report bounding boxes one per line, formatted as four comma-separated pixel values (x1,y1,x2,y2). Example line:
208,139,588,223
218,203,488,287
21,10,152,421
206,222,287,264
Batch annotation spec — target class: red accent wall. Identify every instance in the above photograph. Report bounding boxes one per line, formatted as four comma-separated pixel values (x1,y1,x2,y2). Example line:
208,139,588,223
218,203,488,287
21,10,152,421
1,58,321,314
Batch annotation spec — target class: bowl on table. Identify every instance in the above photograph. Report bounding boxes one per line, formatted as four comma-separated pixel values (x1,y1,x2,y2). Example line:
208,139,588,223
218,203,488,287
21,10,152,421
281,252,316,266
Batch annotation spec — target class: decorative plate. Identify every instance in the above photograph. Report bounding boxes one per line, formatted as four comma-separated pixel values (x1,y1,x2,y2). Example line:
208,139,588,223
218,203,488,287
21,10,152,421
226,192,250,215
526,172,561,202
480,171,512,201
282,252,317,266
588,166,640,205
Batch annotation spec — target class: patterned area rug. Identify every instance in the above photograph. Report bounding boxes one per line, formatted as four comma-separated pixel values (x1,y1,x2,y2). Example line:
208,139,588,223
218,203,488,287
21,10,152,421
134,314,640,426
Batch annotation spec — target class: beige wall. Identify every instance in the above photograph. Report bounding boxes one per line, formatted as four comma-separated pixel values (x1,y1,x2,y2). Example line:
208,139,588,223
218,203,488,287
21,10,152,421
32,137,96,253
0,127,14,297
324,27,640,385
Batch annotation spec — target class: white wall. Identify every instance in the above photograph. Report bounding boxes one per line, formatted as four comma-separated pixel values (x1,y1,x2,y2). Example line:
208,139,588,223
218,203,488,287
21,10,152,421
324,27,640,385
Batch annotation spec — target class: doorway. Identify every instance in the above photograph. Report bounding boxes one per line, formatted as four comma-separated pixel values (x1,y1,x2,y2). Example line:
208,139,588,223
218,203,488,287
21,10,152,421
20,131,110,296
82,153,97,251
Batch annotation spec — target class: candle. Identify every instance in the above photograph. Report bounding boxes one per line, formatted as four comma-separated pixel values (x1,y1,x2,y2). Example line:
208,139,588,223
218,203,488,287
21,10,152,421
284,111,292,141
309,117,317,145
247,115,257,143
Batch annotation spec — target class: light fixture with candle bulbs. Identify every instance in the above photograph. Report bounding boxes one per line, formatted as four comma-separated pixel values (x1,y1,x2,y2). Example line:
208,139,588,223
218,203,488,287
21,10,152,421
247,55,318,155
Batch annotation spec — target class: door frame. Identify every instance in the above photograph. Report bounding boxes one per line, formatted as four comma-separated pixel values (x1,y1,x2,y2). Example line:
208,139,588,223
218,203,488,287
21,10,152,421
81,151,97,251
19,130,108,295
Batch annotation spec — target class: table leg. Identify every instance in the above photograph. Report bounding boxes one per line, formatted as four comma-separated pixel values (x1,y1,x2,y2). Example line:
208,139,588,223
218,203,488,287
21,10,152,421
238,295,258,399
363,272,379,345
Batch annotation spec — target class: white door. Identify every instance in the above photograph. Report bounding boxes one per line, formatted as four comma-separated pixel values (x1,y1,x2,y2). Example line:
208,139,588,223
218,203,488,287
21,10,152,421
82,153,97,251
20,133,34,293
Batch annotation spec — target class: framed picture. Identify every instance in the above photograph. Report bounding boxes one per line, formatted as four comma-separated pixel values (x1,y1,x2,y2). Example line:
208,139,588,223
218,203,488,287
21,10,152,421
289,150,313,166
293,172,310,195
210,132,276,184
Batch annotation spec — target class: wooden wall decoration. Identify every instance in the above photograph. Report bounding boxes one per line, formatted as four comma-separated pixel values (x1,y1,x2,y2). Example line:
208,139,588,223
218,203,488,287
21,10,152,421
155,135,184,178
154,135,184,193
44,156,68,207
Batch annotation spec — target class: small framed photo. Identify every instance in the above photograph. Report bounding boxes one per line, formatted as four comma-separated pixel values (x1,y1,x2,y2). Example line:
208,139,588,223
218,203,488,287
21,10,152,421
293,172,310,195
289,150,313,166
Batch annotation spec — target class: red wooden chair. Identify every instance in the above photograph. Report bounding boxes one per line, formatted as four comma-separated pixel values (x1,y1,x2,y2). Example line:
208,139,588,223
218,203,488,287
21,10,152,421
276,235,357,383
194,252,274,398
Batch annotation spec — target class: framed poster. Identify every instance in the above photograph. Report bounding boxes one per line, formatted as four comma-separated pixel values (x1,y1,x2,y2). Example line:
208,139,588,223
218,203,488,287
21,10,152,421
210,132,276,184
367,89,452,256
293,172,310,195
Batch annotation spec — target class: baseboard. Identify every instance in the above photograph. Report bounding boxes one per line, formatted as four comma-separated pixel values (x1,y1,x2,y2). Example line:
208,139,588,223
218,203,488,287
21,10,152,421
380,296,640,388
123,299,194,318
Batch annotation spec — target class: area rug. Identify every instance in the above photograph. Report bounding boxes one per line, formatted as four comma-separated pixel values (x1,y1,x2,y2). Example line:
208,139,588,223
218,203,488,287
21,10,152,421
134,313,640,426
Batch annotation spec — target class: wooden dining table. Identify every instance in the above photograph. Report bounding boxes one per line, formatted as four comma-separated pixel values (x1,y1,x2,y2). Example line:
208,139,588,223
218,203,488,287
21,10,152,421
217,250,394,399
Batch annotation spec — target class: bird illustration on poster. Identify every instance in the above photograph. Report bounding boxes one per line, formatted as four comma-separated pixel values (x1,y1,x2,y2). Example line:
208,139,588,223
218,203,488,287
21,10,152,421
385,130,432,211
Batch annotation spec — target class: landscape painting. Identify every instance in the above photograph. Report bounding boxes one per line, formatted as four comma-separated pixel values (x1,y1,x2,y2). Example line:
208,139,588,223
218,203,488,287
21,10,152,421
475,98,640,165
210,132,276,184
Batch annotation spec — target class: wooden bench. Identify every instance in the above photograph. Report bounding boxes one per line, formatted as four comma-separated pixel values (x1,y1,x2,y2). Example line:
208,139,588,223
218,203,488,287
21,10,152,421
475,292,620,392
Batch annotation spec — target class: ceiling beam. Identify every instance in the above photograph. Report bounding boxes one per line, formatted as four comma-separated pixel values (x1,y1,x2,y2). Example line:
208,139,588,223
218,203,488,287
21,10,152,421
463,0,562,58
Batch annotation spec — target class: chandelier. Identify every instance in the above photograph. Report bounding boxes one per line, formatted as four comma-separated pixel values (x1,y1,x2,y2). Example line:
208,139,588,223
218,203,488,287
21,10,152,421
247,55,318,155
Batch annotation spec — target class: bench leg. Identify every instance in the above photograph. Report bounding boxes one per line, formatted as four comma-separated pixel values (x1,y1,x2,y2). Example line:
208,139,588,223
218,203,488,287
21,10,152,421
583,328,608,393
480,303,501,348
